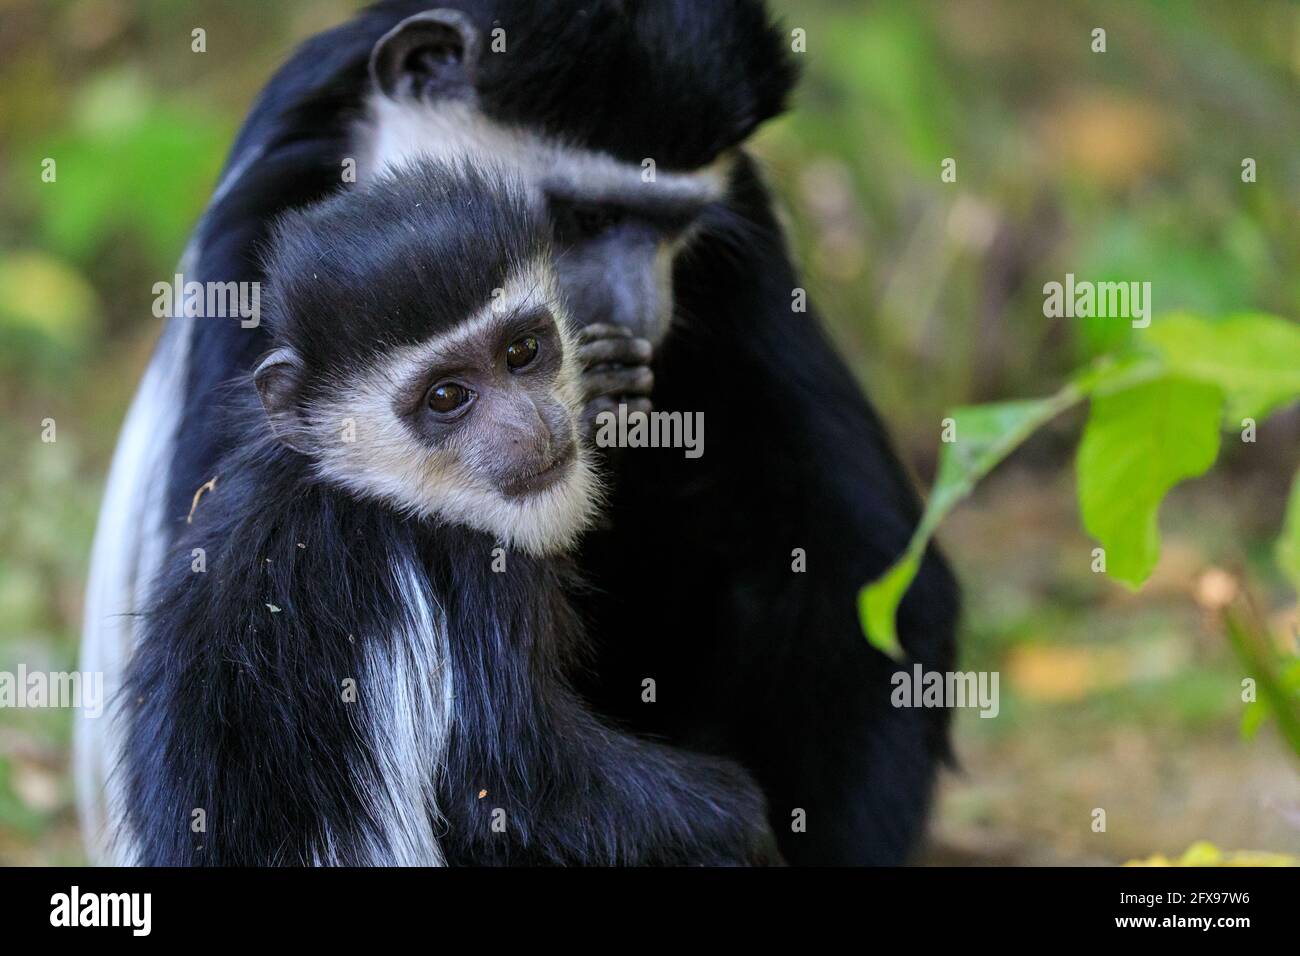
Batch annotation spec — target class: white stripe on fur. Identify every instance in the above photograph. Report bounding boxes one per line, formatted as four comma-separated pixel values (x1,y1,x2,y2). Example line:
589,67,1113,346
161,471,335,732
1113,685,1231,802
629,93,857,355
348,558,452,865
75,312,191,866
356,97,732,208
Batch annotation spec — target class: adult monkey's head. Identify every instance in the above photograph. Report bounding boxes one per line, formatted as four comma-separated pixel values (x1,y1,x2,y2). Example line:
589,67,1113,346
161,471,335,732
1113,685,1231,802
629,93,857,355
358,0,796,344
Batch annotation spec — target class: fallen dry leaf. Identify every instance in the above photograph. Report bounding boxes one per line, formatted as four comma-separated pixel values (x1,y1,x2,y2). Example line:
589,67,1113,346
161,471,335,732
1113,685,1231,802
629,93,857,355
187,476,218,523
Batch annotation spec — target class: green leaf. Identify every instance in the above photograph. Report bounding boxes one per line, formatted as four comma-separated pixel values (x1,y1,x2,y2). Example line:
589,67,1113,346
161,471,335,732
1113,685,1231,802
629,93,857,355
1077,377,1223,587
1073,221,1253,363
859,383,1086,657
1241,659,1300,741
1146,312,1300,423
1277,470,1300,595
858,552,921,660
1240,697,1267,740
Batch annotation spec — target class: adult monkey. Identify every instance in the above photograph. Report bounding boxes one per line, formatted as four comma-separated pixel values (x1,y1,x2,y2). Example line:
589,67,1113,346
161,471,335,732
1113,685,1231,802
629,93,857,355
78,0,957,866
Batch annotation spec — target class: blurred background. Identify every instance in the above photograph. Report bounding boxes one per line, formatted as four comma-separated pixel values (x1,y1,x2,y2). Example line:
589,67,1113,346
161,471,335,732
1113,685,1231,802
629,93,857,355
0,0,1296,864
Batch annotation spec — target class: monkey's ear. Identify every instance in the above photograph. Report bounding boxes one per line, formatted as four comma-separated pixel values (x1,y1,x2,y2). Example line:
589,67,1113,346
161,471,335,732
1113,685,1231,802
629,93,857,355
253,348,310,454
369,9,482,101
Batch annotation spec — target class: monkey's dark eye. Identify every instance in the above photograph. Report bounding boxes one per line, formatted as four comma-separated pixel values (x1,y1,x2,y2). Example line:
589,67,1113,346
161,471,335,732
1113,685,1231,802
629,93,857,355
427,382,472,414
505,336,539,370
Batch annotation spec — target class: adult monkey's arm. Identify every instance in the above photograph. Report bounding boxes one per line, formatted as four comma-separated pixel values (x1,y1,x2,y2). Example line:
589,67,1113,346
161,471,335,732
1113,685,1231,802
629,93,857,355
575,155,960,866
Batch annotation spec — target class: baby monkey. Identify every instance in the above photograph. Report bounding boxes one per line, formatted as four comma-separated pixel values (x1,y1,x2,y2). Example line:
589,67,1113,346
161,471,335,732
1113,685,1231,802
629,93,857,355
122,160,777,866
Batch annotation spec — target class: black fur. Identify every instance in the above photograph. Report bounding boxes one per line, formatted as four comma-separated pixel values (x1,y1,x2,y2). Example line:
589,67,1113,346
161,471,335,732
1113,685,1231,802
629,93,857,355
577,157,959,863
428,528,776,866
263,161,546,377
153,0,957,866
125,163,777,866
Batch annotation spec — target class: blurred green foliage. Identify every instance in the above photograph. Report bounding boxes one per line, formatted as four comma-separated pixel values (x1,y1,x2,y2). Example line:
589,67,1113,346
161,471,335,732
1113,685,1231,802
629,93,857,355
19,70,229,266
756,0,1297,421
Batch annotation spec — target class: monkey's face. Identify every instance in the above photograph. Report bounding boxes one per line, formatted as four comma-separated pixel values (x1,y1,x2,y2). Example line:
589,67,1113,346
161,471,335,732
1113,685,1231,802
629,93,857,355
540,171,721,344
408,309,577,500
256,267,600,556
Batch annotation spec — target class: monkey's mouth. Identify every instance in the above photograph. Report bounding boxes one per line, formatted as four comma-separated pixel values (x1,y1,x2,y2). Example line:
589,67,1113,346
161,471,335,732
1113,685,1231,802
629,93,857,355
501,444,577,497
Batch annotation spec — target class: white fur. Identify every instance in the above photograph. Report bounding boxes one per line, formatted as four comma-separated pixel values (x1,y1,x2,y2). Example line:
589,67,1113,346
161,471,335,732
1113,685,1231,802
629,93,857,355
75,313,192,866
308,264,602,556
356,97,733,209
347,558,452,865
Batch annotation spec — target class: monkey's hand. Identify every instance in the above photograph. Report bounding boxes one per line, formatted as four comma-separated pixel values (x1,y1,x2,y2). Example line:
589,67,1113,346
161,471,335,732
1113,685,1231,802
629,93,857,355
576,323,654,443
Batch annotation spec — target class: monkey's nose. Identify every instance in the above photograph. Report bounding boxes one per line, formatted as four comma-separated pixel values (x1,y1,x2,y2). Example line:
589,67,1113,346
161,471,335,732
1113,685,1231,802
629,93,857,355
528,401,553,458
502,403,554,465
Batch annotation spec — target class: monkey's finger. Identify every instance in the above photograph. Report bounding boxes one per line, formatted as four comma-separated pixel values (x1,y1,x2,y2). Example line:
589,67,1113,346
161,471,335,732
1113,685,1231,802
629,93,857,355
581,397,653,441
585,396,652,419
578,337,652,368
580,397,617,440
577,322,634,342
581,366,654,398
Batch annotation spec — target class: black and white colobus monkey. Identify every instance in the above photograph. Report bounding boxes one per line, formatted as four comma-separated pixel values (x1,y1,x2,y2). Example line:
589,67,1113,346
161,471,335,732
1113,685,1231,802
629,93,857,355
79,0,958,866
124,160,777,866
